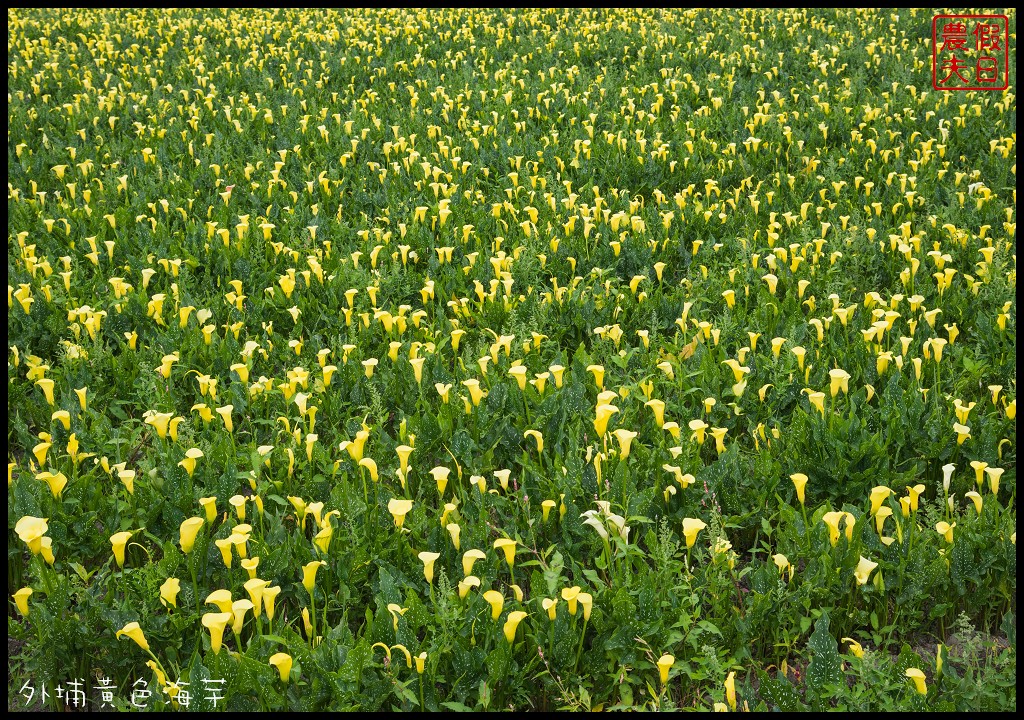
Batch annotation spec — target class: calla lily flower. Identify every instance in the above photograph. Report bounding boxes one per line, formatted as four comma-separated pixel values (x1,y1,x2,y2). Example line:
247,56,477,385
791,473,808,505
936,521,955,543
269,652,293,682
611,428,638,459
160,578,180,608
302,560,326,594
388,498,413,528
458,576,480,599
842,637,865,658
418,551,440,585
16,516,49,555
577,592,593,621
869,486,891,516
462,549,486,576
202,612,232,654
110,531,132,568
593,404,619,437
13,587,33,616
503,610,528,642
231,599,253,633
263,586,282,620
494,538,517,567
430,466,451,496
682,518,707,548
542,597,559,620
116,622,150,652
483,590,504,620
178,448,204,478
565,585,581,614
905,667,927,695
657,654,675,685
244,579,269,617
854,556,878,585
724,671,737,710
179,517,204,553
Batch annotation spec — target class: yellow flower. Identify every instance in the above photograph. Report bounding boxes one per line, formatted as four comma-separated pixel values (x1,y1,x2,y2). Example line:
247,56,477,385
905,484,925,512
657,654,675,685
13,587,33,616
578,592,594,621
542,597,559,621
358,457,378,482
494,537,517,567
462,549,486,576
302,560,326,594
842,637,864,658
116,622,150,652
936,521,955,544
682,518,707,548
32,441,51,467
806,391,826,416
791,346,807,371
216,405,234,433
463,378,485,406
586,364,605,388
965,491,983,514
542,499,557,522
524,429,544,454
231,599,253,633
229,494,247,521
205,589,233,614
199,496,217,524
263,586,282,620
178,448,204,478
415,652,427,674
953,423,971,445
16,516,49,554
213,537,233,568
35,377,56,405
419,551,441,585
724,671,737,710
269,652,293,682
869,486,892,516
612,428,638,459
160,578,180,608
483,590,505,620
791,473,808,505
905,667,927,695
434,383,452,403
822,511,844,546
503,610,528,643
645,399,666,428
458,576,480,599
244,578,269,617
202,612,232,654
242,557,260,579
986,467,1003,495
177,517,204,554
388,498,414,528
549,364,566,387
854,556,878,585
688,418,708,444
110,531,133,568
828,368,851,397
430,466,451,496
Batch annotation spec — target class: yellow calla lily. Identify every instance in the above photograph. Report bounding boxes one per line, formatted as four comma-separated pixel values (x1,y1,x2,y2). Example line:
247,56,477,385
202,612,232,654
503,610,528,643
657,654,675,685
110,531,133,568
418,551,440,585
159,578,180,609
116,622,150,652
269,652,293,682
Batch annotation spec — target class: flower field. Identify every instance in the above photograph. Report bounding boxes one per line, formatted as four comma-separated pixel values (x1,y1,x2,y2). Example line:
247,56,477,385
7,8,1016,712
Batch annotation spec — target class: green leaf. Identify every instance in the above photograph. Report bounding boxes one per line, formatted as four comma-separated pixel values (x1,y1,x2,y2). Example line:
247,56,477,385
805,611,843,692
